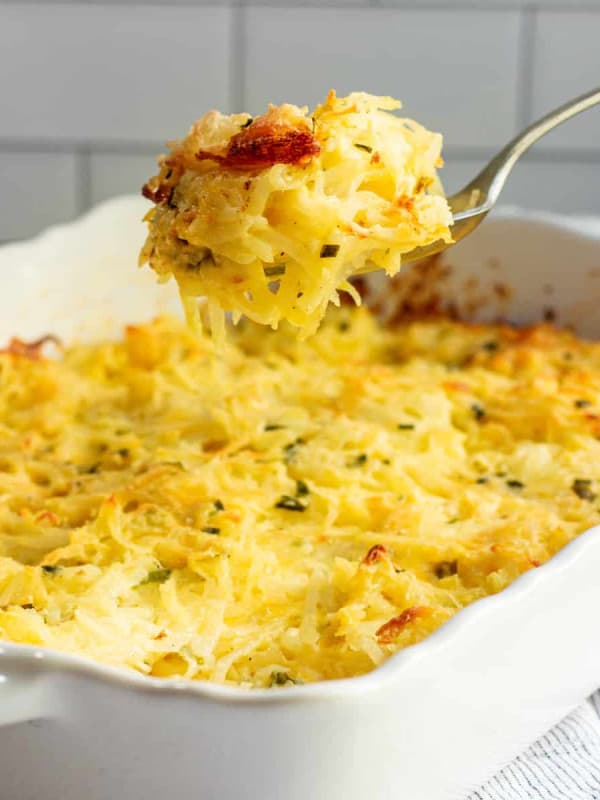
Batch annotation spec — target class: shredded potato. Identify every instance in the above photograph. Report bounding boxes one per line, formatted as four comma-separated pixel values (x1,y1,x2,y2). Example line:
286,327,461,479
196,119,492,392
0,310,599,687
140,91,452,337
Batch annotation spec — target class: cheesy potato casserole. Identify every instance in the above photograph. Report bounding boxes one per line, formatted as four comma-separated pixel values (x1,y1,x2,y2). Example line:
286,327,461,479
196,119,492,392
0,309,599,687
140,91,452,338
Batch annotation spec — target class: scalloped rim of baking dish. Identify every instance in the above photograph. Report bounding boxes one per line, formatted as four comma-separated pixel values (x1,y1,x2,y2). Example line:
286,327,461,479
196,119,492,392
0,198,599,704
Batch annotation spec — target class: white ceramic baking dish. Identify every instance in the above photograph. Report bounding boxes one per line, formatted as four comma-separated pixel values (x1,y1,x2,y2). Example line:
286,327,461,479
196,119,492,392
1,197,600,800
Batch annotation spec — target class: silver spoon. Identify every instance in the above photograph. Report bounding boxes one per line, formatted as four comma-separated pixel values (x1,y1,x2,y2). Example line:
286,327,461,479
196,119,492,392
356,86,600,272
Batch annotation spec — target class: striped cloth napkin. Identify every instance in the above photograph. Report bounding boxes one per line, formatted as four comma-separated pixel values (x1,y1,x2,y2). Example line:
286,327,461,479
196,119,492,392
468,692,600,798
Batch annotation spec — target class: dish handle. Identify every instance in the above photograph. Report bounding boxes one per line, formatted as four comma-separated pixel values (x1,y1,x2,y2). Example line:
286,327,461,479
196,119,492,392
0,653,54,727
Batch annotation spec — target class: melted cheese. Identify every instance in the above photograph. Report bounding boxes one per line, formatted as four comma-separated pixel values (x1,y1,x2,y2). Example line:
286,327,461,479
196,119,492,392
0,311,599,686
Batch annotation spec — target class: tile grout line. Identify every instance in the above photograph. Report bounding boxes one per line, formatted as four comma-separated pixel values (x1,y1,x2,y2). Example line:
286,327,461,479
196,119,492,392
515,6,537,130
230,4,246,112
75,145,92,214
1,1,600,9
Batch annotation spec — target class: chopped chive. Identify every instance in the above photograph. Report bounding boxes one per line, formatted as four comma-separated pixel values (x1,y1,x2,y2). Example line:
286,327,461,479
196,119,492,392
295,480,310,497
140,568,171,585
434,560,458,579
265,424,286,431
482,341,499,352
476,477,489,485
572,479,596,502
354,143,373,153
575,399,592,409
349,453,368,467
202,526,221,535
320,244,340,258
506,479,524,489
397,423,415,431
283,438,305,464
241,117,253,128
275,495,307,512
264,265,286,277
471,404,486,422
41,565,60,574
269,671,302,687
213,499,225,511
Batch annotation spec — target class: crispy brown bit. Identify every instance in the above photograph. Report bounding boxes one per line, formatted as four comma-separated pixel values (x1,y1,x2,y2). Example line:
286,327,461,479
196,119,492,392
0,334,61,360
196,111,320,170
35,511,60,525
202,439,229,453
142,181,173,206
376,606,429,644
362,544,387,565
443,381,472,393
395,195,415,212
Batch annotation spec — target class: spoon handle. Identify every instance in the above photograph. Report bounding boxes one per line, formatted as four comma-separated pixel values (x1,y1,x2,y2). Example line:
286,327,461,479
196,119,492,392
454,86,600,219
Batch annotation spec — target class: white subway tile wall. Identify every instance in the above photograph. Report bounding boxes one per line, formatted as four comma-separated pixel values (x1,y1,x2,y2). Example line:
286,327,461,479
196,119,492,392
0,152,79,239
530,11,600,151
0,1,598,240
442,155,600,214
88,152,162,207
244,8,521,148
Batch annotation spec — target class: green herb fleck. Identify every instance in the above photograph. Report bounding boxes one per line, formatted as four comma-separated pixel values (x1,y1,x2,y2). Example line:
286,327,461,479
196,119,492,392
320,244,340,258
269,671,302,687
572,479,597,502
471,404,486,422
338,320,350,333
265,424,286,431
241,117,253,129
354,143,373,153
482,341,499,352
283,438,305,464
140,568,171,585
202,526,221,535
213,499,225,511
434,560,458,579
275,495,307,512
21,603,34,610
349,453,368,467
397,423,415,431
264,265,286,278
575,399,592,409
295,480,310,497
41,565,60,574
506,479,524,489
476,477,489,485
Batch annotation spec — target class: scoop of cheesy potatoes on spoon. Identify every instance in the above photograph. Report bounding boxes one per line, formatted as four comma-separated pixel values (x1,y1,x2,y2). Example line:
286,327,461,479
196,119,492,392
140,91,452,337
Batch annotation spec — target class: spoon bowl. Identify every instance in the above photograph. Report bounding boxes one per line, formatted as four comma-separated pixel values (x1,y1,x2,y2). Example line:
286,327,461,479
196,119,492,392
393,86,600,268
